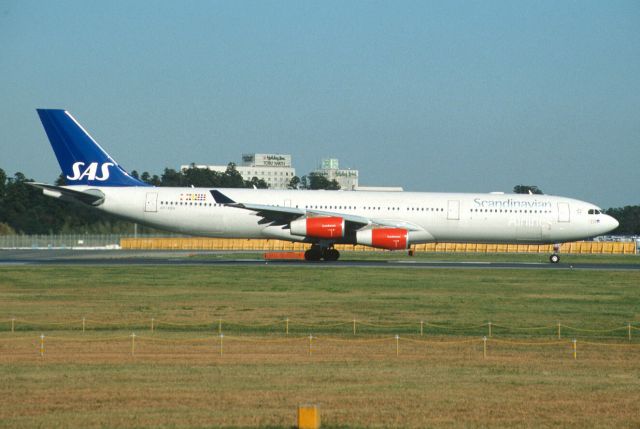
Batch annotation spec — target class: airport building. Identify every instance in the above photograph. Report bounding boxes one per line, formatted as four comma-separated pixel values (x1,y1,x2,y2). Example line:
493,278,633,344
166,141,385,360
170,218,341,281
181,153,296,189
312,158,359,190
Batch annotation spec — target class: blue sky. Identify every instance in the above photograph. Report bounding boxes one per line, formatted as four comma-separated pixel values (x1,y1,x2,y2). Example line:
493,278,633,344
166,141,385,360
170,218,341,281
1,1,638,207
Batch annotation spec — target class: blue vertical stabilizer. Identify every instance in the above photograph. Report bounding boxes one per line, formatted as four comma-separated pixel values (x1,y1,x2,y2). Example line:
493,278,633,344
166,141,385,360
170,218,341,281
37,109,148,186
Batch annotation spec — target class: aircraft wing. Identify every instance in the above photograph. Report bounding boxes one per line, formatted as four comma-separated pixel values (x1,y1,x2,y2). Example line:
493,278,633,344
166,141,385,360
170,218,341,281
210,190,424,231
27,182,105,206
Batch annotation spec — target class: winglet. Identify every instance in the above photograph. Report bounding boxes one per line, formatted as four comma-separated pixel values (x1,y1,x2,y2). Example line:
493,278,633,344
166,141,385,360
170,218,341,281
210,190,236,204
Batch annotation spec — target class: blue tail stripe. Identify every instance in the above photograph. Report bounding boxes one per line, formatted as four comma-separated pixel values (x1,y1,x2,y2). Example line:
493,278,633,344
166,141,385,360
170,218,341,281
37,109,148,187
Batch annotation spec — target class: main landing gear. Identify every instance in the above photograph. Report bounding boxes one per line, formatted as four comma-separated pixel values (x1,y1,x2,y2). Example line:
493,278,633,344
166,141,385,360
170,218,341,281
549,243,561,264
304,245,340,261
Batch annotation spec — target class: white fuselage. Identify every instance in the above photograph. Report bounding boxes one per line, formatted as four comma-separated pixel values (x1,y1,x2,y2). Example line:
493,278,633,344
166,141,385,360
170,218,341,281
73,187,617,245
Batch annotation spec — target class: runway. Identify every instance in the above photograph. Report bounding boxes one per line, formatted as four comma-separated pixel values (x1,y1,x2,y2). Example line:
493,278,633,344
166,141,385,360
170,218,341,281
1,249,639,270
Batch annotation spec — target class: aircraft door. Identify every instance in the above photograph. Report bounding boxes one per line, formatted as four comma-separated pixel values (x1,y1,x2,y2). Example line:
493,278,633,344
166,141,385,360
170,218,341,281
557,202,570,222
447,200,460,220
144,192,158,213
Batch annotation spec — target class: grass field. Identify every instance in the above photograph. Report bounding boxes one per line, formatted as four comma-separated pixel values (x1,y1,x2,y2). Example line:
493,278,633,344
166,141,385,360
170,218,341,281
1,265,639,428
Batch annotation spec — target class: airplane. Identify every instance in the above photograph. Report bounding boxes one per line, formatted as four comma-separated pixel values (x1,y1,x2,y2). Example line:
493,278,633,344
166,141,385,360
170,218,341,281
29,109,619,263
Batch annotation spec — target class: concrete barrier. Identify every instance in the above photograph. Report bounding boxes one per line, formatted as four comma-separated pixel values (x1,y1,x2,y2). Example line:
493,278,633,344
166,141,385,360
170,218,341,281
120,237,636,254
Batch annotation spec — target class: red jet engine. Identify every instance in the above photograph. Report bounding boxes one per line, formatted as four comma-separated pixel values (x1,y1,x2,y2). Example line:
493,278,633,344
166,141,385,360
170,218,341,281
356,228,408,250
290,217,345,239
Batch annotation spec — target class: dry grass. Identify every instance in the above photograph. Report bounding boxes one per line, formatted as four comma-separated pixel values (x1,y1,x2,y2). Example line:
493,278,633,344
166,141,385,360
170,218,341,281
1,333,639,428
0,265,639,427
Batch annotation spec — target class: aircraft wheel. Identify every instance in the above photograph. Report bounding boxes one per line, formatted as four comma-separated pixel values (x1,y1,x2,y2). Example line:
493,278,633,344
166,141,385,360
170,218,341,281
304,247,322,261
323,248,340,261
549,254,560,264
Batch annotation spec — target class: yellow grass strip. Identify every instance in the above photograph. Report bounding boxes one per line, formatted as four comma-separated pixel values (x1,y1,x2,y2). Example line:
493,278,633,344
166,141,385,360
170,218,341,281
580,340,640,348
491,323,554,331
46,335,129,342
137,336,213,344
562,324,629,333
225,335,307,344
402,337,480,345
317,336,393,344
425,322,487,330
489,338,568,346
293,321,351,327
228,320,283,327
357,321,416,328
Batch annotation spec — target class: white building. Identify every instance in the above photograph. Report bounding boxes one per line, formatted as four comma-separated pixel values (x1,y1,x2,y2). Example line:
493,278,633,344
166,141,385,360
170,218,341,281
181,153,296,189
313,158,359,190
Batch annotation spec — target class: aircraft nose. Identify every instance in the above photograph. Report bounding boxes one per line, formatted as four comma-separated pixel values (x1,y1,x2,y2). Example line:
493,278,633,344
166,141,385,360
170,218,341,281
604,215,619,232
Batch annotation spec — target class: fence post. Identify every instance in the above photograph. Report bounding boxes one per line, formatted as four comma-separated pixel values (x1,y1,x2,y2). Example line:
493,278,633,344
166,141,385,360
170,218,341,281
395,335,399,357
308,335,313,356
40,334,45,357
420,320,424,336
353,319,356,335
557,322,561,339
488,322,492,338
629,323,632,342
151,318,155,333
286,318,289,335
130,333,136,356
218,318,222,335
219,333,224,356
483,336,487,359
11,318,15,333
572,339,577,360
82,317,85,333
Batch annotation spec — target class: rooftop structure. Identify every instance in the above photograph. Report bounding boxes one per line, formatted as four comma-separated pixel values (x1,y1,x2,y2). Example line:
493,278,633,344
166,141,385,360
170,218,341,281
181,153,295,189
312,158,359,191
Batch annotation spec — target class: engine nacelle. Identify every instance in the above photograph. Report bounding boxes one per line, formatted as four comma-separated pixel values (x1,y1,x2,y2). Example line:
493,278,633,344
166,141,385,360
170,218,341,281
290,216,345,239
356,228,408,250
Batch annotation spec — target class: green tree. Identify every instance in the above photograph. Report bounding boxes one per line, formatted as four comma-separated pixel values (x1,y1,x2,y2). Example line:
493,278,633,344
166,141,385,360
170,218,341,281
140,172,161,186
0,168,6,199
0,223,15,235
219,163,245,188
245,176,269,189
306,172,341,190
54,174,67,186
605,206,640,235
0,168,6,223
182,166,221,187
287,175,300,190
160,168,186,187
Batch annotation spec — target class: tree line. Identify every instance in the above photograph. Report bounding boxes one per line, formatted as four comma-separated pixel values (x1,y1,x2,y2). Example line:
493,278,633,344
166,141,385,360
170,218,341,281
0,170,637,235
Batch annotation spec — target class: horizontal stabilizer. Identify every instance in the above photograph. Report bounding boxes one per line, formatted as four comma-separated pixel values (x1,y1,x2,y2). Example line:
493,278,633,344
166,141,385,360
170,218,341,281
26,182,105,206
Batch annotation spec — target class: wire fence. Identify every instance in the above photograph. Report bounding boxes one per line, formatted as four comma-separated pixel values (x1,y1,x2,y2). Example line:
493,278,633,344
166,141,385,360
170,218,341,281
3,317,640,341
0,234,125,249
1,332,639,361
0,233,187,249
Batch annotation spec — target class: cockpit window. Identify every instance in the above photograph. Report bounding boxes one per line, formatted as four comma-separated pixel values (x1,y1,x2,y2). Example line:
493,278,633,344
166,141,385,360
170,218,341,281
588,209,602,215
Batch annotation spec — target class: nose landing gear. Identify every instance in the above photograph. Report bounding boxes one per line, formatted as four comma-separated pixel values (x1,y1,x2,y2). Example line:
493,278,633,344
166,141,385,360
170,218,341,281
549,243,561,264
